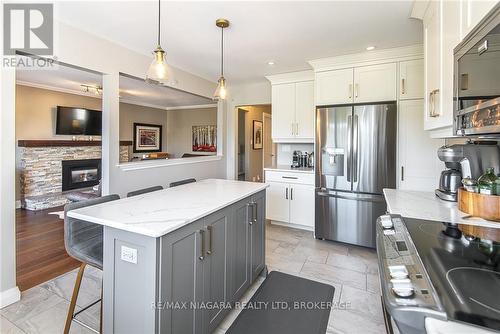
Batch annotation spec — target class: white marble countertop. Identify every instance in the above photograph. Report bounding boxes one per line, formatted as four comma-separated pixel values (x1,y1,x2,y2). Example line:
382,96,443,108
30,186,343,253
264,165,314,174
383,188,500,229
67,179,269,238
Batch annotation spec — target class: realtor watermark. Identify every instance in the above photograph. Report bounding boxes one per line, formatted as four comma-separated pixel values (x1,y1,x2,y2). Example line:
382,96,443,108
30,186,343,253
152,301,353,311
3,3,56,69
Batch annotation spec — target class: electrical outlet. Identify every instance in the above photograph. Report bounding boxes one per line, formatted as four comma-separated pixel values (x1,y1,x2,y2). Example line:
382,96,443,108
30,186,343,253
120,245,137,264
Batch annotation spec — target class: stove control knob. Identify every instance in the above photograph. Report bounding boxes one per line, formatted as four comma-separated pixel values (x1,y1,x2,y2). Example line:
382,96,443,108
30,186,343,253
380,215,393,229
388,265,409,279
392,287,415,298
391,278,414,298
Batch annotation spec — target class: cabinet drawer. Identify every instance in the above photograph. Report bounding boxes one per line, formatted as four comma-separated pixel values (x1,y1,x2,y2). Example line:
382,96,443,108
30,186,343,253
265,171,314,185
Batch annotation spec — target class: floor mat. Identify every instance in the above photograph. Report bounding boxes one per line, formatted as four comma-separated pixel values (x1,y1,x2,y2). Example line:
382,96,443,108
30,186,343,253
226,271,335,334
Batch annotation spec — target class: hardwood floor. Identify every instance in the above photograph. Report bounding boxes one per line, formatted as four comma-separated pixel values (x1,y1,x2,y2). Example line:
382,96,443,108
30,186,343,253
16,206,80,291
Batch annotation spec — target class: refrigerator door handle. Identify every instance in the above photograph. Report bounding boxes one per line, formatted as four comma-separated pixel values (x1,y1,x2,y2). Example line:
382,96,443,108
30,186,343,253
346,115,352,182
352,114,359,183
316,190,385,203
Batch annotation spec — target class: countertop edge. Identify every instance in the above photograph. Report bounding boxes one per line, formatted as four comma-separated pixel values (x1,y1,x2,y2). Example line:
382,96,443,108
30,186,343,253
67,182,269,238
263,167,314,174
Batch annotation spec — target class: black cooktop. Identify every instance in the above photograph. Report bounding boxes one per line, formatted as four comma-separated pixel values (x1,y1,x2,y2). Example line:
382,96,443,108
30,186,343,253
404,218,500,331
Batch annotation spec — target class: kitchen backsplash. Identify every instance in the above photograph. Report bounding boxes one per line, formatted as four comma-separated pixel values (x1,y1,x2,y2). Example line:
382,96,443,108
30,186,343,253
276,143,314,165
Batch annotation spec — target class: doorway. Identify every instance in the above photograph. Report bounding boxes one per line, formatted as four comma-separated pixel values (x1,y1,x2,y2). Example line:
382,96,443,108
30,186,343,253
236,104,273,182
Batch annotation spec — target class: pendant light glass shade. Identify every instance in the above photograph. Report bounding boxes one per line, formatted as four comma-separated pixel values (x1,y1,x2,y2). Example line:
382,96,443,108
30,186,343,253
214,76,227,100
146,0,171,85
213,19,229,100
146,46,169,82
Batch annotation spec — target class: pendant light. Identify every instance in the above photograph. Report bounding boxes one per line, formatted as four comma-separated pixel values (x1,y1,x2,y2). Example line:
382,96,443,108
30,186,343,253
146,0,169,84
214,18,229,100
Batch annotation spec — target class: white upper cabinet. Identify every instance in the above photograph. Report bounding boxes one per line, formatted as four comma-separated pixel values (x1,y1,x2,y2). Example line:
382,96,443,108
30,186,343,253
267,71,315,143
422,0,460,133
315,68,354,106
399,59,424,100
271,83,296,140
294,81,315,140
353,63,397,103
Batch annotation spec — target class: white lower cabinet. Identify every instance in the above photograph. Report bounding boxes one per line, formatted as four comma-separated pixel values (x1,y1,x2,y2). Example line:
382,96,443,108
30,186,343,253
266,181,290,223
265,170,315,230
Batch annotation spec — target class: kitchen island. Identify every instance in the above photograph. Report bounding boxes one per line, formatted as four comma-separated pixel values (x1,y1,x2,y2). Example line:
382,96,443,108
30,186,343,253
67,179,268,334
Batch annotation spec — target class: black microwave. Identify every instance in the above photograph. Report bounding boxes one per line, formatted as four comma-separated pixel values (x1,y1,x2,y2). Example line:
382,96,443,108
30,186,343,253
454,4,500,136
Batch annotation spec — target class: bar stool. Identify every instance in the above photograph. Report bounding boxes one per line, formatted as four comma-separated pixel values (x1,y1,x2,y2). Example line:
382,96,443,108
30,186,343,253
63,194,120,334
169,178,196,188
126,185,163,197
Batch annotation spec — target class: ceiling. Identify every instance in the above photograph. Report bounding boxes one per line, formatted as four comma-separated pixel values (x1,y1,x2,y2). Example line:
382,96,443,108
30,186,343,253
54,1,423,84
16,58,214,108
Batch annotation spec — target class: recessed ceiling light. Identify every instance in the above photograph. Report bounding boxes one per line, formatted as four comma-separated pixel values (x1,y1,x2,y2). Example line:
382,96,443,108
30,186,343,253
267,61,275,66
366,46,376,51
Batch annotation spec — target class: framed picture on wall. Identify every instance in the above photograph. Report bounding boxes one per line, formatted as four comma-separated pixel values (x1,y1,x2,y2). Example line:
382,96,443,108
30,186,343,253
192,125,217,152
253,120,263,150
133,123,162,153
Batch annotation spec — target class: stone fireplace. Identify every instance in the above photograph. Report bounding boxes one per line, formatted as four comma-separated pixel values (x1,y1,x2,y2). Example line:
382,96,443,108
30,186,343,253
18,140,131,210
61,159,101,191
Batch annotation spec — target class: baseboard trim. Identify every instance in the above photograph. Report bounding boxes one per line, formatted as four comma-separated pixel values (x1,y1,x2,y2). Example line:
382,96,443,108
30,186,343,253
15,200,21,209
270,220,314,232
0,286,21,308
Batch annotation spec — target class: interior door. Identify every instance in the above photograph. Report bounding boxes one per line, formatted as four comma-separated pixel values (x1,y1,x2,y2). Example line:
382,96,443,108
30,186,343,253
316,106,352,192
352,104,397,194
272,83,296,140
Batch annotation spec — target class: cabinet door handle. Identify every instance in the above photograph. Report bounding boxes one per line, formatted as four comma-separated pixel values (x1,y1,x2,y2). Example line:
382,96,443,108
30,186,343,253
253,202,258,223
355,83,359,98
285,187,288,200
199,229,206,260
247,202,254,225
401,78,405,95
206,225,213,255
282,176,298,180
348,84,353,99
290,188,294,200
296,123,299,136
291,123,294,136
401,166,404,181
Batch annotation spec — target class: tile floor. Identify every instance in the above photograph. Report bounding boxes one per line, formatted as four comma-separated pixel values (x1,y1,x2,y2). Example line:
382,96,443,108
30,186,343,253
1,223,386,334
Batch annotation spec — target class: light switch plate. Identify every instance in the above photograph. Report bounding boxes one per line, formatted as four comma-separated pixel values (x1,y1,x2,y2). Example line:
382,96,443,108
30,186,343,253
120,245,137,264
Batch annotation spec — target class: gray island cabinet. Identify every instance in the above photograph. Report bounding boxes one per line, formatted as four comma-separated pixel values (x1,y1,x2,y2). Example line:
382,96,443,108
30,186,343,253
66,179,267,334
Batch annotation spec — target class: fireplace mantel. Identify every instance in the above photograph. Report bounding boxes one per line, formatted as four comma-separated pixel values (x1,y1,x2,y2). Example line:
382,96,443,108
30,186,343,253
18,140,133,147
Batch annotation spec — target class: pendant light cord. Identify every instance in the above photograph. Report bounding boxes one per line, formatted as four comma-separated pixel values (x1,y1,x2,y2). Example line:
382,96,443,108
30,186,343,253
221,27,224,77
157,0,161,46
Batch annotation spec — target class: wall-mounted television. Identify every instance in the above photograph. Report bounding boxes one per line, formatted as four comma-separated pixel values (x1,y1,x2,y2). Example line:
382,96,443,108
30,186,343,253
56,106,102,136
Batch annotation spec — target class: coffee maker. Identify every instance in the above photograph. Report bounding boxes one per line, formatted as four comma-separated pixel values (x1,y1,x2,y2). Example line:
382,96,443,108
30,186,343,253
436,142,500,201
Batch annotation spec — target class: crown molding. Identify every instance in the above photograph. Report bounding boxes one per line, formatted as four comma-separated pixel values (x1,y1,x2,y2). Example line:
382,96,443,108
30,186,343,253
265,70,314,85
410,0,430,20
16,80,101,99
308,44,424,72
166,104,218,111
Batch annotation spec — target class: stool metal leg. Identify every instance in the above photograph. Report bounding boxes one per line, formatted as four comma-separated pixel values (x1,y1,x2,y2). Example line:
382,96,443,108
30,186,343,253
64,263,86,334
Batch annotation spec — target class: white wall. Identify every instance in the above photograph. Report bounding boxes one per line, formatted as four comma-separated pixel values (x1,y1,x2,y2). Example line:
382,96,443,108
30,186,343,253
0,19,225,306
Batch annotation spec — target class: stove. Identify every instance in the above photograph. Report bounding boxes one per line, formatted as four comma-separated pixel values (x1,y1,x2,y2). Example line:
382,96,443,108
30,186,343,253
376,215,500,334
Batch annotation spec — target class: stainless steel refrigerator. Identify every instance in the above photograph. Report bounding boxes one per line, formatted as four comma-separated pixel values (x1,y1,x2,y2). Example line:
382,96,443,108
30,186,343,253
315,103,397,248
